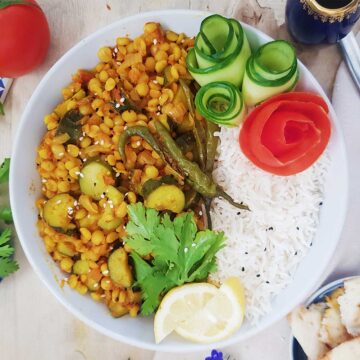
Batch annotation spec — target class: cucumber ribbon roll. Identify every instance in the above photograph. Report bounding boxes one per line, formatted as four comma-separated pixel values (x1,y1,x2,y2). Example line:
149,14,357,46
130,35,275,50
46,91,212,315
243,40,299,106
186,14,251,87
195,81,246,127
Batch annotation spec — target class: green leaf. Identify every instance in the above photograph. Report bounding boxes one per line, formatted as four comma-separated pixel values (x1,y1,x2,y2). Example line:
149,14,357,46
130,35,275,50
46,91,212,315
126,203,160,240
124,203,225,315
152,224,179,264
0,0,40,10
188,232,225,282
126,233,153,257
0,207,13,223
130,252,153,283
0,257,18,278
0,158,10,183
0,228,11,246
0,102,4,116
0,244,14,257
140,272,174,316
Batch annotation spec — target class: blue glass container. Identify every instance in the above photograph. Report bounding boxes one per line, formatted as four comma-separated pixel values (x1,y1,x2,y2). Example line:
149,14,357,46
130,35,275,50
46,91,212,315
286,0,360,44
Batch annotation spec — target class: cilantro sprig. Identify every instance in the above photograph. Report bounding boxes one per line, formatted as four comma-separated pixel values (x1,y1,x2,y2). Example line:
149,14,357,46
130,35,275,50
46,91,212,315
0,158,18,278
125,203,225,315
0,228,18,278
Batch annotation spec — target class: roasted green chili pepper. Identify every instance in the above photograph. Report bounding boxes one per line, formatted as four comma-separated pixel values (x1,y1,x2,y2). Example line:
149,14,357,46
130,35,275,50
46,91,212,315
118,122,249,211
56,110,83,144
179,79,207,170
155,121,217,197
155,121,249,210
205,121,220,174
118,126,166,163
175,132,196,154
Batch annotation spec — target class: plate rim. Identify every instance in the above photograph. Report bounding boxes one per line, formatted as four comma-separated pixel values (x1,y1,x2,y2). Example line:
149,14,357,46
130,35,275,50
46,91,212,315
9,8,349,352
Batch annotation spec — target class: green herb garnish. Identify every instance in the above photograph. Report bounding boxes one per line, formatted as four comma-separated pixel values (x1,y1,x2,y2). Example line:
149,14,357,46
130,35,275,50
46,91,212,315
0,228,18,278
0,158,18,278
0,101,4,116
124,203,225,315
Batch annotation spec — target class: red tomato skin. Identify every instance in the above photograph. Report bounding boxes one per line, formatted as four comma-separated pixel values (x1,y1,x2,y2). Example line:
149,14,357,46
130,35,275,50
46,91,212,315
0,0,50,78
239,92,331,176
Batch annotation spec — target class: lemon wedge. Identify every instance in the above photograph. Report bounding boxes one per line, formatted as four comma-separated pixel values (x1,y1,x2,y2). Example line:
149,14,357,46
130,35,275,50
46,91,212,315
154,277,246,344
154,283,218,344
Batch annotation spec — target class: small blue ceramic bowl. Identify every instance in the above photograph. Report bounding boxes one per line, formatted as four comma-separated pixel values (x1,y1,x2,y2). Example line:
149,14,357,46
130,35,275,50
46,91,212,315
290,275,359,360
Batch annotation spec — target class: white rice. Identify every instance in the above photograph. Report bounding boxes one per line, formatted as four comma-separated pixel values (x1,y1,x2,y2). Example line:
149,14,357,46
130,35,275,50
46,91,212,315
210,127,329,324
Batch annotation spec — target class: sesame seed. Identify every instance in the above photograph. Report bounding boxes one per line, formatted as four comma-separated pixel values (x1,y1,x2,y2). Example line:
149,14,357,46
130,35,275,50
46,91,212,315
156,111,161,115
79,173,84,178
120,97,125,103
58,153,64,157
153,39,158,45
191,243,196,247
56,200,62,204
256,274,261,278
79,136,84,141
102,270,109,275
199,211,203,216
115,172,120,177
153,80,158,84
41,179,47,183
114,47,118,53
115,103,121,108
184,247,188,253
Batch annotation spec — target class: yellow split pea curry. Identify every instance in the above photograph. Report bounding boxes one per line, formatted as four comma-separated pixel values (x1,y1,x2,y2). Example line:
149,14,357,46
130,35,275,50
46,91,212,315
36,23,196,318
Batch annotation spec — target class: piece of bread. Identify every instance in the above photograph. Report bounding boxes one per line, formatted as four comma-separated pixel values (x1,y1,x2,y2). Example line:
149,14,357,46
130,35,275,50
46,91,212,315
319,288,350,348
288,304,328,360
319,306,350,348
320,337,360,360
338,278,360,336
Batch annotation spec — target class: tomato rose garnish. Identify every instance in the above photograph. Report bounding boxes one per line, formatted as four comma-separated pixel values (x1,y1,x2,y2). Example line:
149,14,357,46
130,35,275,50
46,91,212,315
239,92,331,176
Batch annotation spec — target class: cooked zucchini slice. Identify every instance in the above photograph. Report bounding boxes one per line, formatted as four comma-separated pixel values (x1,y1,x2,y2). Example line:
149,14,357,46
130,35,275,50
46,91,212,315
144,184,185,214
79,159,115,200
108,248,133,288
43,194,76,230
141,176,178,199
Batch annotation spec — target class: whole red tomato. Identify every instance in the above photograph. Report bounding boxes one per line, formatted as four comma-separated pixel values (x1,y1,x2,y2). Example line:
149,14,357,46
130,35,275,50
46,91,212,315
0,0,50,78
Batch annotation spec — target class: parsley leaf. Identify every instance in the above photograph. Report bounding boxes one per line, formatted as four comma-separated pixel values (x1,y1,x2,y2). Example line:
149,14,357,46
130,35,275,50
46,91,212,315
0,158,10,183
0,228,18,278
125,203,225,315
0,258,19,278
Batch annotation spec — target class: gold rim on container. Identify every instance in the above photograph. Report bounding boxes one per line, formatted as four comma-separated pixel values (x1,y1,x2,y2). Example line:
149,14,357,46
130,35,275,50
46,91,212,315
304,0,359,17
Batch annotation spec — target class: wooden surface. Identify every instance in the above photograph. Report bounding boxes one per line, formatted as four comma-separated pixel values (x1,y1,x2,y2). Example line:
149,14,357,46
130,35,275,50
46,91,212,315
1,1,358,359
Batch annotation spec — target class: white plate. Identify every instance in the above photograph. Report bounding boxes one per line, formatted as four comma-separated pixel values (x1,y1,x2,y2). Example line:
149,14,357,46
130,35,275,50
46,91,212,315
9,9,348,352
